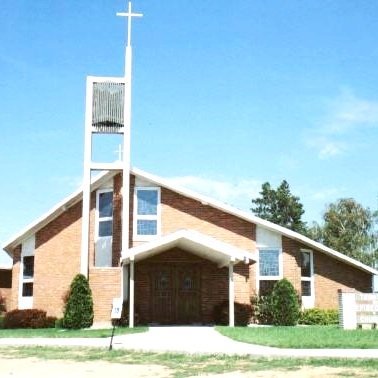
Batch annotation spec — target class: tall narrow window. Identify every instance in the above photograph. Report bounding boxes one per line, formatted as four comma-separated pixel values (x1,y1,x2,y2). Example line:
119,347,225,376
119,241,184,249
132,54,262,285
134,187,160,240
95,189,113,267
98,191,113,237
258,248,282,296
22,256,34,297
19,235,35,309
301,250,314,308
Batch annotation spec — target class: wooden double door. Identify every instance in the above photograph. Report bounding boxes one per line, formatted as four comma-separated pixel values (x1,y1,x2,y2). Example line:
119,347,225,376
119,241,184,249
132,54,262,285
151,264,201,324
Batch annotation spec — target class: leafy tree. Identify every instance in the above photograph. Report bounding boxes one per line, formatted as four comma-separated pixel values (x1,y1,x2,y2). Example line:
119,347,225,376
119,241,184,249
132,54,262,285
270,278,300,326
251,180,307,233
309,198,378,267
63,274,94,329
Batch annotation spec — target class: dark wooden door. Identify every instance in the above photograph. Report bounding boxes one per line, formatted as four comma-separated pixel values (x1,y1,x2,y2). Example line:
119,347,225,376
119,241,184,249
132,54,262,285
151,267,174,324
151,265,201,324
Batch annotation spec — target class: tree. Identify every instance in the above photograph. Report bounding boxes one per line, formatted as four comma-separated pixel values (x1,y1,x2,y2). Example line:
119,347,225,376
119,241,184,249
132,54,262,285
251,180,307,233
63,274,94,329
309,198,378,267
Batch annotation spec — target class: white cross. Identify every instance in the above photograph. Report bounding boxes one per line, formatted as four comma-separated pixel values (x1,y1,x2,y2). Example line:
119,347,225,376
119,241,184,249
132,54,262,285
116,1,143,47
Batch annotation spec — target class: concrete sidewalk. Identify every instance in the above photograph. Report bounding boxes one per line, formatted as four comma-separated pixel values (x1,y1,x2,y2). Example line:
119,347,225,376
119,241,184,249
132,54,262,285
0,326,377,359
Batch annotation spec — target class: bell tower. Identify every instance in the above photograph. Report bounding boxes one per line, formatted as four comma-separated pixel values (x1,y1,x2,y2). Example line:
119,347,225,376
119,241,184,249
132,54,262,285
80,2,142,275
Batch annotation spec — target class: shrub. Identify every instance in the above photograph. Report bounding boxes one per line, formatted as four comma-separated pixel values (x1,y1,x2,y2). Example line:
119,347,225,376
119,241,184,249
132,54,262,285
299,308,339,325
0,314,4,328
3,309,55,328
63,274,94,329
270,278,300,326
251,295,274,325
213,301,253,326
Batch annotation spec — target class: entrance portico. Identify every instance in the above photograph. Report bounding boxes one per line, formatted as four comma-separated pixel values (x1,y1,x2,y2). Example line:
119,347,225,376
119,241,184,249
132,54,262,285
122,229,255,327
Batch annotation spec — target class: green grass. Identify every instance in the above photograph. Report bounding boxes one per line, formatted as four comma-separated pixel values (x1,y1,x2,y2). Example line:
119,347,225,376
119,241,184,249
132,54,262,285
0,326,147,338
1,346,378,378
217,325,378,349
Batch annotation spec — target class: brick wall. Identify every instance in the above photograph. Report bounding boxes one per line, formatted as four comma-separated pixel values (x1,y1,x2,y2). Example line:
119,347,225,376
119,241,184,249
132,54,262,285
282,236,301,293
10,245,21,311
0,269,12,312
89,267,121,323
282,236,372,309
33,201,83,318
161,187,256,251
314,252,371,308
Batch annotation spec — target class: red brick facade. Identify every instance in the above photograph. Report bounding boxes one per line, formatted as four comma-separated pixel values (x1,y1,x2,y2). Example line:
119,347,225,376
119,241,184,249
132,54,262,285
5,172,375,324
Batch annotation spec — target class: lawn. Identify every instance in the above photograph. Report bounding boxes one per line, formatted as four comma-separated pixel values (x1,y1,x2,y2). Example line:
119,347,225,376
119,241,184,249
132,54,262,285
0,326,147,338
1,346,378,378
217,325,378,349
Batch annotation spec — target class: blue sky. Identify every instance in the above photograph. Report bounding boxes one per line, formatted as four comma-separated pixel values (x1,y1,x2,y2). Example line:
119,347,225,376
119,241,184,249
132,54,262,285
1,1,378,265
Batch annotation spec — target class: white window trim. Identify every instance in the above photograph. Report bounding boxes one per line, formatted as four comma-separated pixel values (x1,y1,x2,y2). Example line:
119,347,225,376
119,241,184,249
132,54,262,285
300,249,315,308
133,186,161,241
18,236,35,309
256,248,283,294
95,188,114,241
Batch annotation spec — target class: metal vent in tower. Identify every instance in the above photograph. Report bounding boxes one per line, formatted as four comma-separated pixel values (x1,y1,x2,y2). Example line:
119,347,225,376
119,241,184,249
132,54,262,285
92,82,125,133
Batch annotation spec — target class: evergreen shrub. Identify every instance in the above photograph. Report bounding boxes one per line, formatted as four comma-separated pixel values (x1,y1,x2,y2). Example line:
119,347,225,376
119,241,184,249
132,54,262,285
270,278,300,326
63,274,94,329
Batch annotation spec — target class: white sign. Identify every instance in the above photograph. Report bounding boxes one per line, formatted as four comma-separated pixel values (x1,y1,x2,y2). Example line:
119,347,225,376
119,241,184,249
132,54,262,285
111,298,123,319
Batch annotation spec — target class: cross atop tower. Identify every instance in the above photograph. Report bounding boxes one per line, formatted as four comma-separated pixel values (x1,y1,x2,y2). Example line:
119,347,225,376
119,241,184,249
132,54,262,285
117,1,143,47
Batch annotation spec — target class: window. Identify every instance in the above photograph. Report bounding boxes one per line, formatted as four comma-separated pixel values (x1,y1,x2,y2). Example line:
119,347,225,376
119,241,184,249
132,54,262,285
259,249,280,276
95,189,113,267
22,256,34,298
134,187,160,239
258,248,282,296
23,256,34,280
97,190,113,237
301,250,314,308
300,250,313,297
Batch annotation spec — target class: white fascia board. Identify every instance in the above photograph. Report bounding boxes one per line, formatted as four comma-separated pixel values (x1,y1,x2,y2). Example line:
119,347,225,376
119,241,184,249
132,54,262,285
131,167,378,276
122,229,255,265
2,171,117,254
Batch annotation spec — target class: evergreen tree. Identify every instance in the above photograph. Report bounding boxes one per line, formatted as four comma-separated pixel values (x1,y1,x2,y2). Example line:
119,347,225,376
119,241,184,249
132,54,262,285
63,274,94,329
251,180,307,233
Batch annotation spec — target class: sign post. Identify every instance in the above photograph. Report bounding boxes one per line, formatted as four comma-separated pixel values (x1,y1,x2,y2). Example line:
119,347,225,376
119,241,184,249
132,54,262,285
109,298,123,351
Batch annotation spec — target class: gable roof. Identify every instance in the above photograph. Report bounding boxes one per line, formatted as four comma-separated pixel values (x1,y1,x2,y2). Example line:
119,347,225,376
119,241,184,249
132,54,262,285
3,167,378,276
122,229,256,267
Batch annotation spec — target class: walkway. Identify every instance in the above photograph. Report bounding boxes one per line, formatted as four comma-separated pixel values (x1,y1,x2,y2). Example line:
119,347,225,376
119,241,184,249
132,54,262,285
0,326,377,359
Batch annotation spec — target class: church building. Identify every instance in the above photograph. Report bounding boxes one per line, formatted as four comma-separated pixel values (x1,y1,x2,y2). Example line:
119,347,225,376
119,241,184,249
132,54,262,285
2,3,378,327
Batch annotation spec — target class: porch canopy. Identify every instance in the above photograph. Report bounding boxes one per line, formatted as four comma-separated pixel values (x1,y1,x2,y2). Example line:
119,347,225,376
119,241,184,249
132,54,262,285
121,229,256,327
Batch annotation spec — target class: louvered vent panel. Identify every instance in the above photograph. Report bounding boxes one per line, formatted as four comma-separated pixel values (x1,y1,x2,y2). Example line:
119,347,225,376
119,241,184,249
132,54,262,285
92,82,125,133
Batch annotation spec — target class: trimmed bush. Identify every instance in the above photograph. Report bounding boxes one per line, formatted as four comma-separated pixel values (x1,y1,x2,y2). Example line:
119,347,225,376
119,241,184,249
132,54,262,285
299,308,339,325
270,278,300,326
3,309,56,328
63,274,94,329
213,301,253,326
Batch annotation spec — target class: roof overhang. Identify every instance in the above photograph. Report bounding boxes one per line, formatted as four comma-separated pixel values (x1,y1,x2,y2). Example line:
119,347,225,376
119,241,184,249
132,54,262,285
121,229,256,268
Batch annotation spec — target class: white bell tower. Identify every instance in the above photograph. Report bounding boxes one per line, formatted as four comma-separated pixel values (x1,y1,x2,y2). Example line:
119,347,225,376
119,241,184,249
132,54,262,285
80,2,142,276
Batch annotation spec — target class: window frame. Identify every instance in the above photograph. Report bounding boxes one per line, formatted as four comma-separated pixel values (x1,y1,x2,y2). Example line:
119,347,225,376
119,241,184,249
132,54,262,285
95,188,114,239
133,186,161,241
19,236,35,308
300,249,315,307
256,248,283,295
